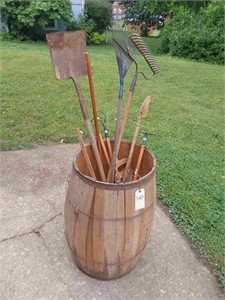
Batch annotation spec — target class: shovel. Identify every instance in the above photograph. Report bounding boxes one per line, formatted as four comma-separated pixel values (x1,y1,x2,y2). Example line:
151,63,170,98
46,31,106,182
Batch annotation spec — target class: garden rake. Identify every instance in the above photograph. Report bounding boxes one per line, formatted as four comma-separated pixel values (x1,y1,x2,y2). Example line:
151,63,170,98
46,31,106,182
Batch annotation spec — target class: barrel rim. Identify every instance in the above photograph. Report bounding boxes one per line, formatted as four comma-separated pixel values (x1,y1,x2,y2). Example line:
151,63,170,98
73,141,156,190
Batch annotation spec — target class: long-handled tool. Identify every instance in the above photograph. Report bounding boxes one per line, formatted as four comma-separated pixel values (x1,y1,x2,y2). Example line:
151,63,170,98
133,132,156,181
46,31,106,182
107,38,134,183
75,128,96,180
85,51,102,158
122,96,151,183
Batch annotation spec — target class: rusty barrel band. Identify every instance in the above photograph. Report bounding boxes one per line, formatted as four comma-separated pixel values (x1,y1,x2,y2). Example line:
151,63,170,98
67,197,156,221
73,240,149,266
72,146,156,191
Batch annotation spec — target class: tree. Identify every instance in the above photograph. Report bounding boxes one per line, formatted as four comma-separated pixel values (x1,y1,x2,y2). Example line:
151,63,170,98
0,0,73,40
123,0,175,36
158,0,224,64
85,0,112,33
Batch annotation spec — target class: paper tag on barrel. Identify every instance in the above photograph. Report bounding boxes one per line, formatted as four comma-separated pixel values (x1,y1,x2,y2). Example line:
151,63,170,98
135,188,145,210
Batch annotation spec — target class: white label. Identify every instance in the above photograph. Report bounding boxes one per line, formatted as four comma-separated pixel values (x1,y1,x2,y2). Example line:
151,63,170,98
135,188,145,211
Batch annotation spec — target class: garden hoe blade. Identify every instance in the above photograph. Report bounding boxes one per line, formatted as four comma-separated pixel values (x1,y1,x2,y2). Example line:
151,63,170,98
46,31,106,182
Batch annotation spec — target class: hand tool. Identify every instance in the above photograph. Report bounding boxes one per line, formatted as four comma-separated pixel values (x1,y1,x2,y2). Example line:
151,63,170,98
46,31,106,181
122,96,151,183
107,37,134,183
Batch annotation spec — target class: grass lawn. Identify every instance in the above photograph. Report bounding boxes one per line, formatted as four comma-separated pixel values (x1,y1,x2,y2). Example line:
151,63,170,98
1,39,224,285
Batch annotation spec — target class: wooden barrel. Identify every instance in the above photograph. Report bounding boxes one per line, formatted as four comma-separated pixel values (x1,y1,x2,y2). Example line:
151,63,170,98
64,140,157,280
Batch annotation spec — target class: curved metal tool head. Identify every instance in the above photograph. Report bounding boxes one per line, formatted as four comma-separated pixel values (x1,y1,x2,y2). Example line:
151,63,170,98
126,33,160,79
46,30,87,80
112,38,134,81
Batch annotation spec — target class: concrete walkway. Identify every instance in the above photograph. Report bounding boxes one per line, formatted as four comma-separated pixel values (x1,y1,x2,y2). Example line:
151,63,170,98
0,144,223,300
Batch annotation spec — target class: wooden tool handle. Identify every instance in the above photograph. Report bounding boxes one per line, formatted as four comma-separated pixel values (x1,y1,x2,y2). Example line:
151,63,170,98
99,134,110,167
117,90,133,151
85,52,102,157
122,117,141,181
106,137,112,160
122,96,151,182
107,98,123,183
117,75,137,154
72,78,106,182
133,145,144,181
75,128,96,180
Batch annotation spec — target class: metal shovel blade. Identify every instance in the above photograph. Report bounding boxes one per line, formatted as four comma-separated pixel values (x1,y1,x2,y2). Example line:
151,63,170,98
46,30,87,80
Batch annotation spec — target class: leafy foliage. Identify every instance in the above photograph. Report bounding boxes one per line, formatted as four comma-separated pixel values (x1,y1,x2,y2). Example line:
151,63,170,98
91,32,105,45
85,0,112,33
0,0,73,40
68,11,97,45
158,1,224,64
124,0,172,36
68,0,112,44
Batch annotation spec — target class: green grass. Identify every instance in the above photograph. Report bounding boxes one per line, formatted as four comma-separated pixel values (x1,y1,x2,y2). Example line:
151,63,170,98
1,39,224,285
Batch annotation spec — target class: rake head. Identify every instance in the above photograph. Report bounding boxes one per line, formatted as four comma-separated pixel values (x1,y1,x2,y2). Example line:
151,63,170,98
127,33,160,78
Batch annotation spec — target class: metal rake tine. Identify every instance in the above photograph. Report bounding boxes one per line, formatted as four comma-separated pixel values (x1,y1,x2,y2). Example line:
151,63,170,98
127,33,160,76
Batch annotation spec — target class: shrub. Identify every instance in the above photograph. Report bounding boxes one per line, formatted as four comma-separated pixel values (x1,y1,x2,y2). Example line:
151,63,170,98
91,32,104,45
158,1,224,64
68,0,111,45
85,0,112,33
0,0,73,40
68,12,97,45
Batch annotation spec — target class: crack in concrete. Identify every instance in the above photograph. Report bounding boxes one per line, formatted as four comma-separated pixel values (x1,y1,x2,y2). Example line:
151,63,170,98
0,212,63,243
33,214,70,292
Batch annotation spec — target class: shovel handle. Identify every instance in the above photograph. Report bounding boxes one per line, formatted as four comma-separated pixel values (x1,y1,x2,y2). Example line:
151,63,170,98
72,77,106,182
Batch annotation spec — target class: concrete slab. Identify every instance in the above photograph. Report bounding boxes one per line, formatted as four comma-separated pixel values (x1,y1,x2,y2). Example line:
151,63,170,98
0,144,223,300
0,233,70,300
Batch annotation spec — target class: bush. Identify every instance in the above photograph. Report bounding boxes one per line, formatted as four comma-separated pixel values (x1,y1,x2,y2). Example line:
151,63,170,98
91,32,104,45
68,0,111,45
68,12,97,45
158,1,224,64
85,0,112,33
0,0,73,40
